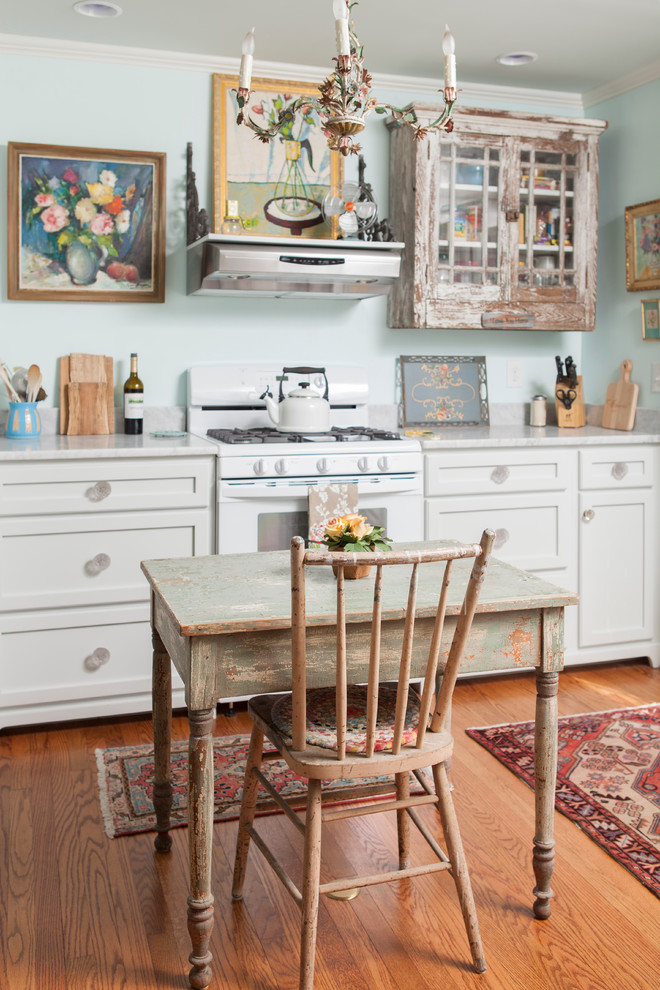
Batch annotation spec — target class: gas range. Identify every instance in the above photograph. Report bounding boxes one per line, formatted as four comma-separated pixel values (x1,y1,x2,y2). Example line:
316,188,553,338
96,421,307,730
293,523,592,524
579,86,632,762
187,364,423,554
188,364,421,482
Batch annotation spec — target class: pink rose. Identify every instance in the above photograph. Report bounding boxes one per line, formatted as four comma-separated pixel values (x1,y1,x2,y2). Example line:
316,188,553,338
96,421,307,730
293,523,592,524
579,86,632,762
90,212,114,236
62,167,78,183
40,203,69,232
35,193,54,207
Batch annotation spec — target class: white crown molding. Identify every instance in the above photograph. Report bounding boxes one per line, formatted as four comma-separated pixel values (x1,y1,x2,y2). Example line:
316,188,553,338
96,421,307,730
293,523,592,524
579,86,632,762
0,31,585,113
582,57,660,108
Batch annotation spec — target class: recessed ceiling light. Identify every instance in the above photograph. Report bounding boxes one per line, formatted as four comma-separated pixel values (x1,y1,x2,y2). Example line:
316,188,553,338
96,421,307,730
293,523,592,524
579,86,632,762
496,51,538,67
73,1,122,17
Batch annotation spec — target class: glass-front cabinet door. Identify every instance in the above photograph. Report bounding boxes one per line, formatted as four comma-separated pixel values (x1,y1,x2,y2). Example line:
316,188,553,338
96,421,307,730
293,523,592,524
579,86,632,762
387,106,607,331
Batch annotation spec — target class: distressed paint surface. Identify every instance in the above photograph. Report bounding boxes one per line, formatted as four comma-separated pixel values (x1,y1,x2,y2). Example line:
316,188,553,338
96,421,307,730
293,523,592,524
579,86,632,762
141,543,577,640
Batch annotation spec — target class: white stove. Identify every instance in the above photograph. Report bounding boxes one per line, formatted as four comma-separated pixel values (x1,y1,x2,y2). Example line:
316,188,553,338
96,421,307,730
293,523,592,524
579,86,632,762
187,364,423,553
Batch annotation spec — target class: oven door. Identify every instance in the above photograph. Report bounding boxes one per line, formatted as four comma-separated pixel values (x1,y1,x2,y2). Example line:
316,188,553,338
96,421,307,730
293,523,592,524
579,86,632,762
217,474,423,554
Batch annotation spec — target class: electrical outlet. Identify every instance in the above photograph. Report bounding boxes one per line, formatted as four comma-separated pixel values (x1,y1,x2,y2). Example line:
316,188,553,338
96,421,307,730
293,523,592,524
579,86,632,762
652,363,660,393
507,358,523,388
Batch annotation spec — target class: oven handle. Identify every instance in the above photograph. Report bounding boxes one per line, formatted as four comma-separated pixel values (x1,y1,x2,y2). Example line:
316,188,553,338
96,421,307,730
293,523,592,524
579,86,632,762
219,475,422,499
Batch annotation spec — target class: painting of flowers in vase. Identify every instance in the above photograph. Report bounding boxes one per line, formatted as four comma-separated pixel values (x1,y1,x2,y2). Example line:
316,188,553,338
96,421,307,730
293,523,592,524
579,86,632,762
8,143,166,301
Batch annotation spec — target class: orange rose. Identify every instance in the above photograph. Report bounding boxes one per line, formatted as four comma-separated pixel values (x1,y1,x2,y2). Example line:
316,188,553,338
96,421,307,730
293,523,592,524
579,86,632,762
324,516,347,540
344,514,373,541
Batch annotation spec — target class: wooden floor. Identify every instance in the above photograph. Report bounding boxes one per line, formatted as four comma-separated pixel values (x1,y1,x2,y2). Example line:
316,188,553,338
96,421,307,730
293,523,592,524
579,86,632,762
1,659,659,990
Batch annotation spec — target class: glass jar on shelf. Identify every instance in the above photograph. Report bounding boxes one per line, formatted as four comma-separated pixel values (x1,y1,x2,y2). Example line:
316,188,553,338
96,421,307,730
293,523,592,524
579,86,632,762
221,200,243,235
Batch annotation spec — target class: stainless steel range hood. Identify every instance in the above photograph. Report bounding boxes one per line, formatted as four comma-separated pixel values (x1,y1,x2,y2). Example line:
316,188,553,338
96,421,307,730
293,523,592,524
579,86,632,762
187,234,403,299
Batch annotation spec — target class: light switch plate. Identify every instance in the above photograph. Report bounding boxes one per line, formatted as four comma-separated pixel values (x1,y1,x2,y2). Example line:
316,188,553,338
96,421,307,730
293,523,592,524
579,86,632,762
652,363,660,393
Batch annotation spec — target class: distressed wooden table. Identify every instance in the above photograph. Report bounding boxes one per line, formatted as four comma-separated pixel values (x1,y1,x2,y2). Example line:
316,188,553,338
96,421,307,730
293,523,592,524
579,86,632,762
141,544,578,990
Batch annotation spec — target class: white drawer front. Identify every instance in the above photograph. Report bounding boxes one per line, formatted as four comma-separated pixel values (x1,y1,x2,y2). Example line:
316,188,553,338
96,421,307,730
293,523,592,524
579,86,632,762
0,509,210,611
425,449,571,497
0,610,184,708
0,457,214,516
425,493,572,571
578,446,654,490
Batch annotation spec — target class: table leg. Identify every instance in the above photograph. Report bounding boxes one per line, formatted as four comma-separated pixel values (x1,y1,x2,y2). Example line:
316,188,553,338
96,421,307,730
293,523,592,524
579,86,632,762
187,707,216,990
532,669,558,920
152,625,173,854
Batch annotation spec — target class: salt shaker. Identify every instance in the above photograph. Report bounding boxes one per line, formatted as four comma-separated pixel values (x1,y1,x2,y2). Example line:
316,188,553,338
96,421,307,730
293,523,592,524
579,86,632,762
530,394,547,427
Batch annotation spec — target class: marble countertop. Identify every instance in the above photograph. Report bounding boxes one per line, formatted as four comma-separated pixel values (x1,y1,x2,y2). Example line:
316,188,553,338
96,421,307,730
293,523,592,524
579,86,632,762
413,422,660,449
0,431,217,461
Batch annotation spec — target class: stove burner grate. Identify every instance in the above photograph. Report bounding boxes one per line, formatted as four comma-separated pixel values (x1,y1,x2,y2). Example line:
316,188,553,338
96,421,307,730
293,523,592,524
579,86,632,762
206,426,403,445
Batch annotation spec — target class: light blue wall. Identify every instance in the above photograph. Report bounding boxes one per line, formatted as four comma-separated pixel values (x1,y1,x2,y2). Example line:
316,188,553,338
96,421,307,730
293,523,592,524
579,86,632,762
0,48,639,413
586,80,660,408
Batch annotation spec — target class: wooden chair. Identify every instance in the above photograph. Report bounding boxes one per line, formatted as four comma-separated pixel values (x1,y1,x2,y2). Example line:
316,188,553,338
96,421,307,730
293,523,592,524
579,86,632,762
232,530,495,990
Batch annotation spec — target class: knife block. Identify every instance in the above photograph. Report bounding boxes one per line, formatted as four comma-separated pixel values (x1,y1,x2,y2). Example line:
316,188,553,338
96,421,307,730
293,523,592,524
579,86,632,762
554,376,585,428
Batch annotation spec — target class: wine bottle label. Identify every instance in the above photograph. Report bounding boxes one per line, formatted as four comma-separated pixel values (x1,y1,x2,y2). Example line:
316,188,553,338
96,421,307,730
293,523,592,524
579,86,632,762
124,394,144,419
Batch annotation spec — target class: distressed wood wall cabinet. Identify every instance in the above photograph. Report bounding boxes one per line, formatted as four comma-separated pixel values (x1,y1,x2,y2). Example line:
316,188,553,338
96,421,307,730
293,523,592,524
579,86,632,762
386,106,608,331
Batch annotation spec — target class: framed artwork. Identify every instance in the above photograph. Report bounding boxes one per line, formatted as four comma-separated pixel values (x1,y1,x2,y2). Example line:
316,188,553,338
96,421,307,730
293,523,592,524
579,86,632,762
625,198,660,292
212,74,342,238
641,299,660,340
399,355,490,428
7,142,166,302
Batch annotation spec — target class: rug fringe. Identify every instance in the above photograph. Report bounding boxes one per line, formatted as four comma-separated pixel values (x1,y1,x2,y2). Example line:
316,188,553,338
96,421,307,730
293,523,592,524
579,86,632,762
95,748,117,839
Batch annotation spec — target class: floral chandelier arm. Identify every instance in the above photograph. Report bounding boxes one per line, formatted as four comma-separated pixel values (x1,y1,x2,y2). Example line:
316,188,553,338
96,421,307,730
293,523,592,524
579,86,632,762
234,1,458,156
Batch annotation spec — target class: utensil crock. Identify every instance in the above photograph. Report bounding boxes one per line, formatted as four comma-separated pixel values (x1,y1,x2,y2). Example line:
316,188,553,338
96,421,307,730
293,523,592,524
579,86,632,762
6,401,41,438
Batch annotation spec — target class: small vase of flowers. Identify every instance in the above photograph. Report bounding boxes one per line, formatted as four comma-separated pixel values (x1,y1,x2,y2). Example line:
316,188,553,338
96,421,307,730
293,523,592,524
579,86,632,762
321,513,392,579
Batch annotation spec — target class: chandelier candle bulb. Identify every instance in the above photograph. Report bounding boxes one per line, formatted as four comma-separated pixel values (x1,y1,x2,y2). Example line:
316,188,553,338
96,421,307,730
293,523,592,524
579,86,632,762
333,0,351,57
443,25,456,91
238,27,255,91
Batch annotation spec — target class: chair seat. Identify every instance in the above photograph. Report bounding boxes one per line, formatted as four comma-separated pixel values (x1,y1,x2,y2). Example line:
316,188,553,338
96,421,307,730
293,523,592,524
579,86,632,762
271,684,419,754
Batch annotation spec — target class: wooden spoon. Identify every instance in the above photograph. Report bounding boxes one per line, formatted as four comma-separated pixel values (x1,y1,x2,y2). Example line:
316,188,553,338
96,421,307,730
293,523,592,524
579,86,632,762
26,364,43,403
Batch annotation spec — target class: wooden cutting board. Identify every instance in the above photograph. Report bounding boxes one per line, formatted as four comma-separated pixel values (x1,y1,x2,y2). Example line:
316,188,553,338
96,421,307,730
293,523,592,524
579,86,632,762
602,360,639,431
59,354,114,434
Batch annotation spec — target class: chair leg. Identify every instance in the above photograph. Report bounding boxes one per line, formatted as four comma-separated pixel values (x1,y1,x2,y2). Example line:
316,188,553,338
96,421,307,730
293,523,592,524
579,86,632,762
395,771,411,869
232,724,265,901
432,762,487,974
299,777,323,990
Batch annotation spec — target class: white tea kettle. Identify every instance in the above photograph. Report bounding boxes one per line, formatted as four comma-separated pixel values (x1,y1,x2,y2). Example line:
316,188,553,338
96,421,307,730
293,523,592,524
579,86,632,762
260,366,330,433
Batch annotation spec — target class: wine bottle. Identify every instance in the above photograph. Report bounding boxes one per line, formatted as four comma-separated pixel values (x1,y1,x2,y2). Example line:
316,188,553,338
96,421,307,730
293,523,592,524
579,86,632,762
123,352,144,435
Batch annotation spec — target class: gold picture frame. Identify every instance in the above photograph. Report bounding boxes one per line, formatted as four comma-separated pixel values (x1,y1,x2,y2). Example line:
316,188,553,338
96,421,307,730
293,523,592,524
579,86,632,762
641,299,660,339
625,198,660,292
7,142,166,302
212,74,342,239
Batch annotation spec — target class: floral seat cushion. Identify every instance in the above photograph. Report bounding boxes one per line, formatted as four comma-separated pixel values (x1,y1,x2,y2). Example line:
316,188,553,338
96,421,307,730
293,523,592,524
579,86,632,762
270,684,420,753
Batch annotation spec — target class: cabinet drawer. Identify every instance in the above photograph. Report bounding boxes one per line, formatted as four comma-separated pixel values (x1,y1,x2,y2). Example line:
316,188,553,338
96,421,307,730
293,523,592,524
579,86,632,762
0,605,184,708
425,449,572,497
0,508,210,612
579,447,655,490
0,457,214,516
425,492,572,571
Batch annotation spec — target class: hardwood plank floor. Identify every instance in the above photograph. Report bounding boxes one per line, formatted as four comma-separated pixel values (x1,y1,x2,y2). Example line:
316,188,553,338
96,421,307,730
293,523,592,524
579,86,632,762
1,660,658,990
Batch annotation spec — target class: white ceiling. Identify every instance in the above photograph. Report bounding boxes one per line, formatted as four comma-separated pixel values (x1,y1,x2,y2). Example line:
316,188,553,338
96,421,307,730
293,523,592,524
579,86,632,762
3,0,660,98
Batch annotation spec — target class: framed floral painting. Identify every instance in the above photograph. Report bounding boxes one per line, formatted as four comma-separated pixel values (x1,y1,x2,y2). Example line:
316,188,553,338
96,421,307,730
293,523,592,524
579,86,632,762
7,142,166,302
625,198,660,292
212,74,342,238
399,355,490,428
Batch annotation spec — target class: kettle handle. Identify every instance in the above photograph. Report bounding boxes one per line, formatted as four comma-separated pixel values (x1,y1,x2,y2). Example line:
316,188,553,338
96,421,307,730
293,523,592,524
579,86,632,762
279,367,329,401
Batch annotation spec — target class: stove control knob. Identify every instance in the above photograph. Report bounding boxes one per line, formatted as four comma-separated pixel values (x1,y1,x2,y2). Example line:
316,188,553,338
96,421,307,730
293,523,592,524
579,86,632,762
275,458,288,475
357,456,369,473
377,456,389,472
253,459,267,476
317,458,329,474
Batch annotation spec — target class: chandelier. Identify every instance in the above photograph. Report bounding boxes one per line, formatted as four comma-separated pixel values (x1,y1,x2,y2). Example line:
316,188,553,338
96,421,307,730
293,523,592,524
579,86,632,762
235,0,457,157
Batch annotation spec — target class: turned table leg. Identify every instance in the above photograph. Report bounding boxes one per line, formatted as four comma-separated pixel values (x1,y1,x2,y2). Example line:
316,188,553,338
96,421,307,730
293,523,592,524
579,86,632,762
187,707,216,990
152,625,173,854
532,669,558,920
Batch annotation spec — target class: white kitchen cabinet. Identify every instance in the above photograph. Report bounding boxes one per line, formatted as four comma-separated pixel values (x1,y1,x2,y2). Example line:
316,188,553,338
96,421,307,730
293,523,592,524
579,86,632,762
424,441,660,669
0,453,215,728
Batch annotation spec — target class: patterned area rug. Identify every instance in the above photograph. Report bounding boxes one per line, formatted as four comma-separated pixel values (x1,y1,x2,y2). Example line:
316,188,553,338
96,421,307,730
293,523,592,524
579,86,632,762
96,733,429,838
467,704,660,898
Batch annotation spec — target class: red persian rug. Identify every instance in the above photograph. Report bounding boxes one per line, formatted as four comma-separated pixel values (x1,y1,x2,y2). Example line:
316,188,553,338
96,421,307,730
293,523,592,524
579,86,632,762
467,703,660,898
96,733,429,839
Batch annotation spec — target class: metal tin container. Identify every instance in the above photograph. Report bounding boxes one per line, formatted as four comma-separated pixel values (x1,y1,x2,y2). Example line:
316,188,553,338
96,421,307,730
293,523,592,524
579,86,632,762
530,394,547,427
